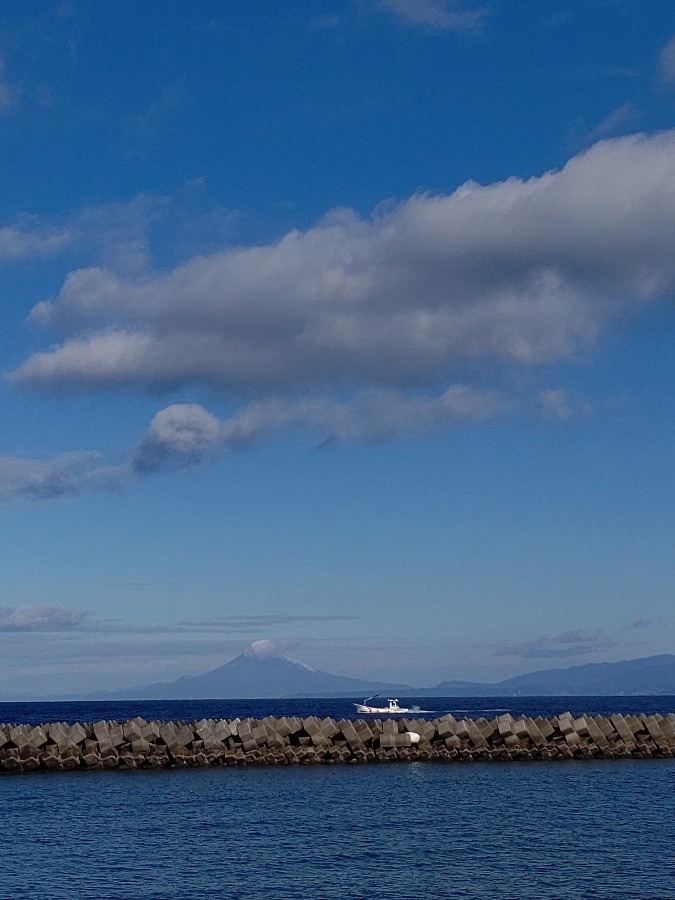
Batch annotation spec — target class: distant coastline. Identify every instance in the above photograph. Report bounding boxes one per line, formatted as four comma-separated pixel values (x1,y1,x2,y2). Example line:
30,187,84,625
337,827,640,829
3,652,675,703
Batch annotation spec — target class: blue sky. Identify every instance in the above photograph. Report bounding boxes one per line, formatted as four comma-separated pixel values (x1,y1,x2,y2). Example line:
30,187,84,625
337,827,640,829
1,0,675,696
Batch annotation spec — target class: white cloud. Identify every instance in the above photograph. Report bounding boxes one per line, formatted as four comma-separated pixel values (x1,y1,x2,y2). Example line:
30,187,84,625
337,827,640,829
659,35,675,83
377,0,485,31
0,384,505,504
245,639,278,658
0,452,126,504
11,131,675,399
0,216,71,262
132,387,503,472
133,403,223,473
0,383,510,505
0,604,87,632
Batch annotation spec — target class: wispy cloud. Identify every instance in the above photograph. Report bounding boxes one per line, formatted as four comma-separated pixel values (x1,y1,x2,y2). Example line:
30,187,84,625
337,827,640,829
0,216,71,262
177,614,360,628
135,80,188,139
493,629,617,660
0,56,18,116
0,605,359,637
376,0,486,32
0,452,126,504
580,102,638,146
0,386,509,504
0,191,237,272
132,388,504,473
538,388,591,422
0,604,88,632
659,35,675,84
628,617,653,630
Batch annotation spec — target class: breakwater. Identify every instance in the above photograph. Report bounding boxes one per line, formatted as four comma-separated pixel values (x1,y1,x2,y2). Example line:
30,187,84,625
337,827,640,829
2,711,675,774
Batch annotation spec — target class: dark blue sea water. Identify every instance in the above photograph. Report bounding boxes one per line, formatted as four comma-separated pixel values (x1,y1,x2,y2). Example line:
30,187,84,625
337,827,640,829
2,694,675,726
1,698,674,899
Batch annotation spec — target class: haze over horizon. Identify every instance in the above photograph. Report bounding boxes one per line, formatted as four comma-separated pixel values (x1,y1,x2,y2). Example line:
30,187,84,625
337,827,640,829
2,1,675,697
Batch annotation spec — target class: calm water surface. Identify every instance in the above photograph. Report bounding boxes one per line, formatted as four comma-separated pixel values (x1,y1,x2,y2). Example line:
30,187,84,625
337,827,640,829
2,695,675,725
1,759,674,899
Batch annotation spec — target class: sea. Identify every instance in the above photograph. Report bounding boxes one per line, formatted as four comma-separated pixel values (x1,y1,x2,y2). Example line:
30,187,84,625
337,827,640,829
1,697,674,900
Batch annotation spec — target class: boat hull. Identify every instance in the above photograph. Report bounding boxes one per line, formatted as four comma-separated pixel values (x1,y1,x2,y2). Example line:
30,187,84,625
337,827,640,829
354,700,435,715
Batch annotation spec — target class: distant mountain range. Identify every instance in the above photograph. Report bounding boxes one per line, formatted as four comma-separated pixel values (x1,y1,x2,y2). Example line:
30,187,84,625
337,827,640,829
88,651,675,700
94,650,411,700
421,654,675,697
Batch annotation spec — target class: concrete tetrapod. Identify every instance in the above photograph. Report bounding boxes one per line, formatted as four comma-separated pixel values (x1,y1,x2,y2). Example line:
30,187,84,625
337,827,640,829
0,712,674,774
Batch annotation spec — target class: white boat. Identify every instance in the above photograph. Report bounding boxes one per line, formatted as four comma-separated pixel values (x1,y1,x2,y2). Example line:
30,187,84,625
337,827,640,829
353,697,434,715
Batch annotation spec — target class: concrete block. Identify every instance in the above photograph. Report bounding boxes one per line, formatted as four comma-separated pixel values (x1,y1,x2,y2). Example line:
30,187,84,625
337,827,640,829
609,715,636,746
522,718,547,747
573,717,590,736
159,722,193,749
585,720,610,750
320,718,341,739
68,723,87,745
42,750,66,771
339,722,363,748
593,716,616,740
435,716,457,738
27,726,48,749
122,720,143,742
624,715,642,733
108,723,124,747
212,720,232,741
470,718,493,741
47,723,73,752
201,735,226,755
158,722,179,749
282,717,302,736
534,717,555,738
557,714,575,736
456,719,471,740
654,715,675,741
129,737,151,754
9,725,48,752
82,750,103,769
512,718,529,739
194,719,215,740
273,717,293,737
93,721,112,743
467,720,489,747
354,722,376,743
251,725,269,747
7,709,675,773
643,716,667,747
237,722,253,741
417,722,437,743
497,714,515,738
